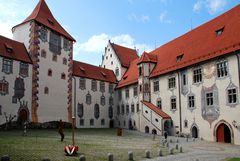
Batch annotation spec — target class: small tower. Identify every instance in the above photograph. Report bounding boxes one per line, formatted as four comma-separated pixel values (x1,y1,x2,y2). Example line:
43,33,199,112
137,52,157,102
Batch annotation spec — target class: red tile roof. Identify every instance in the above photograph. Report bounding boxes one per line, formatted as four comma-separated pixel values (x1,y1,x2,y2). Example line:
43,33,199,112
142,101,171,119
150,4,240,78
111,43,139,68
73,60,117,83
13,0,75,41
116,58,139,88
137,51,157,65
0,35,32,64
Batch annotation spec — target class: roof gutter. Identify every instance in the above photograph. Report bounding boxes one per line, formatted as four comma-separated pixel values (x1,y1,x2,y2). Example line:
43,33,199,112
177,71,182,134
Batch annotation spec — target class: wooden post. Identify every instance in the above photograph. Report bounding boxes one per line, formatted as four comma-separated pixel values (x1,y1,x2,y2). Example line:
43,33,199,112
72,116,75,146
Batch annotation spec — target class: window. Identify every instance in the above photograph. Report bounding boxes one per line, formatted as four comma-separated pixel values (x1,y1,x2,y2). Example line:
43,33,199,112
131,104,135,113
109,106,113,119
157,98,162,109
117,105,120,115
0,77,9,95
193,67,202,83
118,90,122,100
216,27,224,36
52,55,57,62
115,67,119,76
100,95,105,106
111,61,113,65
121,104,125,115
63,38,70,51
86,92,91,105
109,96,113,105
44,87,49,94
49,31,61,54
101,119,105,126
94,104,100,119
125,88,129,99
153,81,159,92
0,105,2,115
184,120,188,128
144,83,149,92
126,104,129,115
188,95,195,108
110,54,112,57
182,74,187,86
139,67,142,76
106,56,108,60
39,27,47,42
136,103,139,112
41,49,46,58
79,77,86,90
100,81,105,92
61,73,66,80
48,69,52,76
217,60,228,78
171,97,177,110
206,92,213,106
2,58,13,74
109,84,114,93
77,103,84,118
91,80,97,91
176,54,184,62
80,119,84,126
90,119,94,126
63,58,67,65
168,76,176,89
228,88,237,104
133,86,138,97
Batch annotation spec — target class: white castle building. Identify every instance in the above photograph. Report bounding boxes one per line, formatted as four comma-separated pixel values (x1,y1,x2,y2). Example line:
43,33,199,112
0,0,240,145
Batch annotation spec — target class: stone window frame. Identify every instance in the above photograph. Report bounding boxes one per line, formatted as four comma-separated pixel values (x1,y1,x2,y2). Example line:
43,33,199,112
77,103,84,118
79,119,84,126
19,62,29,78
44,87,49,94
90,119,94,126
109,96,114,106
101,119,105,126
48,69,52,76
115,67,119,76
91,80,97,92
180,70,189,95
144,83,149,93
100,81,105,93
39,26,48,42
156,98,162,109
170,96,177,112
184,119,188,128
49,31,61,55
153,80,159,92
121,104,125,115
86,92,91,105
2,58,13,74
131,103,135,113
61,73,66,80
0,77,9,95
126,104,130,115
94,104,100,119
100,94,105,106
187,93,196,112
206,92,214,106
125,88,129,99
226,83,238,107
63,38,70,51
79,77,86,90
108,106,113,119
41,49,47,58
216,59,228,78
168,75,176,89
63,58,67,65
133,86,138,97
193,66,202,84
109,83,114,94
52,54,57,62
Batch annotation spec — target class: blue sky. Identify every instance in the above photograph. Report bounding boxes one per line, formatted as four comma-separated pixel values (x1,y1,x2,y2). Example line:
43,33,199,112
0,0,239,65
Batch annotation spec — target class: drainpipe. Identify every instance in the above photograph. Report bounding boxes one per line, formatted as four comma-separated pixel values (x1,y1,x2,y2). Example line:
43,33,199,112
177,71,182,134
236,51,240,89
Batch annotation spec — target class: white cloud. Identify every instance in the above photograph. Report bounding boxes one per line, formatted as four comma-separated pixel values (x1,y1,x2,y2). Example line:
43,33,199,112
193,0,227,14
128,14,150,23
159,11,172,24
74,33,153,58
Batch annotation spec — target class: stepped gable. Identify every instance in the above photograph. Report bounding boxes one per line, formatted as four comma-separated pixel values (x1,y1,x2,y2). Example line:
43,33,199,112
150,5,240,78
13,0,75,41
73,60,117,83
0,35,32,63
142,101,171,119
111,43,139,68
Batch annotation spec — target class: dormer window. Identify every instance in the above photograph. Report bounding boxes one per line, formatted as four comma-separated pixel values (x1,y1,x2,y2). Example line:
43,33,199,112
216,27,224,36
80,67,85,73
176,54,184,62
47,18,54,25
101,72,106,77
123,75,128,80
5,43,13,53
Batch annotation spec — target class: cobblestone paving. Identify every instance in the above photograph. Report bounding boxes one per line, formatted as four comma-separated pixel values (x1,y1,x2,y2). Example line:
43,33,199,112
141,136,240,161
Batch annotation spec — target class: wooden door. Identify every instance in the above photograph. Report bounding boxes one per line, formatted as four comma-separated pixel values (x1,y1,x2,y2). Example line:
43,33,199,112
217,124,225,143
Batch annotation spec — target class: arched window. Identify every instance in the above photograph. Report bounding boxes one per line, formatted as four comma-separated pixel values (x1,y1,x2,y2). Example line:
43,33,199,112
61,73,66,80
94,104,100,119
77,103,84,118
44,87,49,94
100,95,105,106
48,69,52,76
126,104,129,115
109,106,113,119
86,92,91,105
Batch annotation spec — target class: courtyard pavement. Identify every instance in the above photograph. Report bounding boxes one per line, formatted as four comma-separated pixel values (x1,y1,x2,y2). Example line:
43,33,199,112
140,136,240,161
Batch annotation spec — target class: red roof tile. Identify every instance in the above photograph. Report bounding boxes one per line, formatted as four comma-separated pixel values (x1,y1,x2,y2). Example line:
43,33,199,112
142,101,171,119
111,43,139,68
137,51,157,65
116,58,139,88
73,60,117,83
150,4,240,78
0,35,32,64
13,0,75,41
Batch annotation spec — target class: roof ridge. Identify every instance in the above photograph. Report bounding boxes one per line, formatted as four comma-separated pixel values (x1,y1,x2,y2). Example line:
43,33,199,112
73,60,114,72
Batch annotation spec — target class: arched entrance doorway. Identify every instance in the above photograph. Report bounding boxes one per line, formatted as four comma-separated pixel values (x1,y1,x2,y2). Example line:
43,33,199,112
19,109,28,123
145,126,149,133
164,120,173,136
152,129,157,135
128,120,133,130
216,123,231,143
109,119,114,128
191,126,198,138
